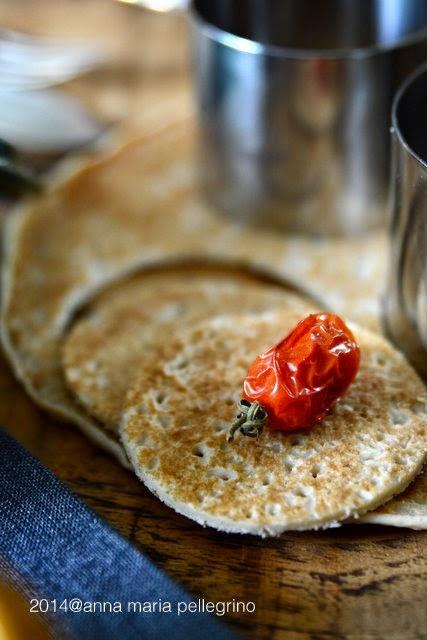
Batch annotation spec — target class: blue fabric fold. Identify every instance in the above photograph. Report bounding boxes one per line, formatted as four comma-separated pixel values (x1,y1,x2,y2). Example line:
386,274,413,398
0,428,236,640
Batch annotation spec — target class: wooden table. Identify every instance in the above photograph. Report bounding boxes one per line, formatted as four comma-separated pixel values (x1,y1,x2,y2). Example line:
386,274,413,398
0,2,426,638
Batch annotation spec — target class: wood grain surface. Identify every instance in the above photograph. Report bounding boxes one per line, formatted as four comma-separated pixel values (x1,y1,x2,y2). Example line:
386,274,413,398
2,346,427,640
0,2,426,639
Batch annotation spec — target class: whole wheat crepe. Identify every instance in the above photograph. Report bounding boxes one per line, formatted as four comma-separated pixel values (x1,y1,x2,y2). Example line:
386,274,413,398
121,311,427,535
62,267,316,431
2,116,427,527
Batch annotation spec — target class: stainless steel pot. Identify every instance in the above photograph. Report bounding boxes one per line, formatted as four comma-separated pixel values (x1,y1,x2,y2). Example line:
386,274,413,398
190,0,427,235
385,62,427,379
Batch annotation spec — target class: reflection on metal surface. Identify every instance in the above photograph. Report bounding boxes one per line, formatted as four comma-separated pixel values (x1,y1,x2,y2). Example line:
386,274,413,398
385,63,427,378
115,0,187,11
191,0,427,235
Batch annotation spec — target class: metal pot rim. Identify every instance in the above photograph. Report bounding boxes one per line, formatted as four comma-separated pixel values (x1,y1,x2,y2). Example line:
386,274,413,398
392,61,427,173
189,4,427,61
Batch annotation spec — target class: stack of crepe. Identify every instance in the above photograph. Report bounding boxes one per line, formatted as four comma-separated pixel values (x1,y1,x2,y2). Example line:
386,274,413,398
2,117,427,535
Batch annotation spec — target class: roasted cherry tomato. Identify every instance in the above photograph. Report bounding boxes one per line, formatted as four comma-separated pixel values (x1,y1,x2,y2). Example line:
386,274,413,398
231,313,360,440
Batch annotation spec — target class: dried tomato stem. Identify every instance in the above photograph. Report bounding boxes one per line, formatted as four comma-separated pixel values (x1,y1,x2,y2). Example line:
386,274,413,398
228,399,268,442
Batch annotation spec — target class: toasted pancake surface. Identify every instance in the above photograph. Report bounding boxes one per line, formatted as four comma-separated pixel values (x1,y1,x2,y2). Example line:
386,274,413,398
0,121,384,467
121,311,427,536
358,467,427,528
4,121,427,529
62,268,315,431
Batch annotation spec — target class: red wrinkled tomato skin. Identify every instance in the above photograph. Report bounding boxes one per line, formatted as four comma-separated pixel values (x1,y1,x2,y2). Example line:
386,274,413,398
243,313,360,432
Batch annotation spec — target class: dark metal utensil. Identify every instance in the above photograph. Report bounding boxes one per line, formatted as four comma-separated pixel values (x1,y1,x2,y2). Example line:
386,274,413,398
0,139,41,197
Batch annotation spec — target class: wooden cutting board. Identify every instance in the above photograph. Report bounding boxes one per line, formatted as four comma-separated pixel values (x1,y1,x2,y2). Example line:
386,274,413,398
2,347,426,640
1,112,421,638
0,1,426,637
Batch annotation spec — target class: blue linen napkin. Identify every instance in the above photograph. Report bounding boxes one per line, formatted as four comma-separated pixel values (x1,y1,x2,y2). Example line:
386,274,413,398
0,428,237,639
